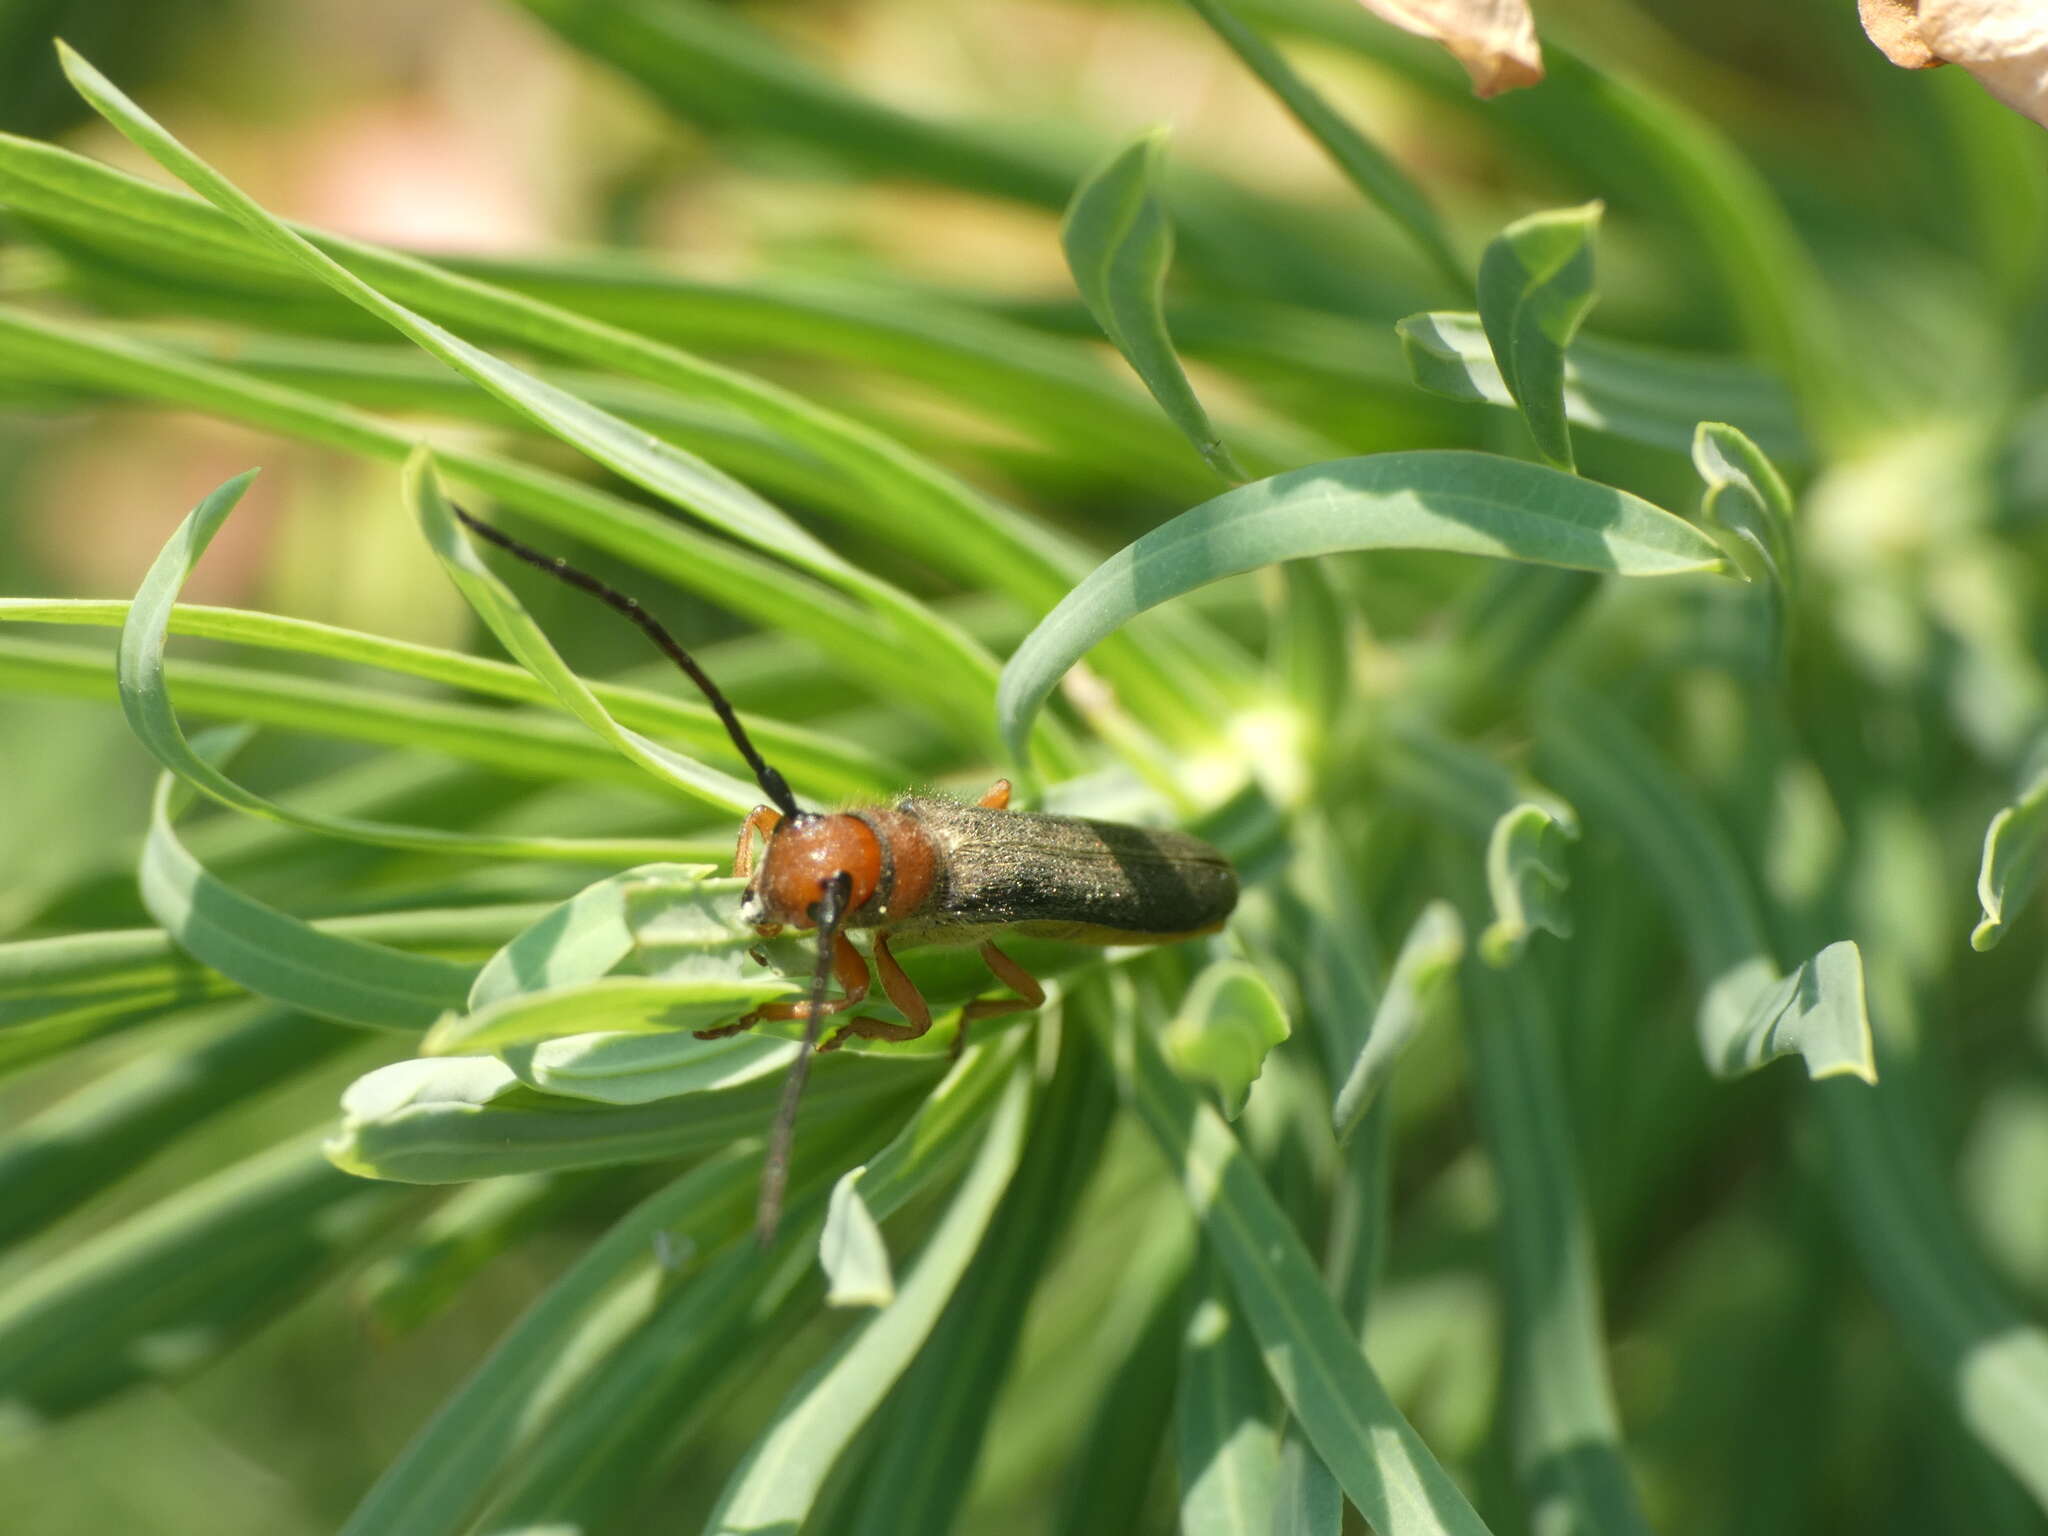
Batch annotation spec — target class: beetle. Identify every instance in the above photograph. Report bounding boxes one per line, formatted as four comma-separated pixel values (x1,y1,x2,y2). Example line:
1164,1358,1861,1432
453,508,1238,1239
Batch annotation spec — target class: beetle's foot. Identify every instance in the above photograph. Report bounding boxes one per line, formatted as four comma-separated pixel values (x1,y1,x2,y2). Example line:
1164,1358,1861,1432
819,1015,921,1052
694,1014,760,1041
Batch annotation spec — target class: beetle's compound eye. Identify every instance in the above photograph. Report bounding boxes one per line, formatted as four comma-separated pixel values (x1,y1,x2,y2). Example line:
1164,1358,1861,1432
752,813,882,927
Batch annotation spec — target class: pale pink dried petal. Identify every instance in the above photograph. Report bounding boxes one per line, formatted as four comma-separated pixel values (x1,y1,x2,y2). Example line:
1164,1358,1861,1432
1922,0,2048,127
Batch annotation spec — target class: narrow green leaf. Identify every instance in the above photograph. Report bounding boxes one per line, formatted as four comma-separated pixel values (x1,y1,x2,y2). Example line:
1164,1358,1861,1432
408,452,767,816
508,0,1077,206
1382,718,1550,838
0,305,992,743
1177,1259,1282,1536
7,611,901,804
1165,959,1291,1119
1095,1002,1494,1535
0,1006,354,1254
422,974,798,1058
0,925,223,1002
468,865,717,1010
141,740,474,1031
338,1145,761,1536
0,907,537,1008
1063,131,1242,480
1273,1428,1344,1536
325,1048,938,1183
0,905,539,1079
1818,1072,2048,1513
117,470,725,861
841,1038,1115,1536
501,264,1300,487
0,135,1201,753
998,451,1726,754
624,875,763,980
170,332,867,505
505,1029,795,1106
56,48,1011,749
1462,954,1654,1536
0,1134,411,1425
475,1195,830,1533
1273,813,1385,1081
165,275,1255,498
0,133,1084,606
1476,203,1602,471
1176,0,1465,293
441,872,808,1100
478,1034,1027,1534
1973,749,2048,951
355,1172,595,1334
703,1063,1031,1536
0,629,726,801
822,1167,895,1309
0,989,236,1082
1049,1260,1186,1536
50,54,805,576
1480,802,1578,967
1394,310,1806,463
1267,560,1353,745
1331,901,1464,1142
500,0,1396,320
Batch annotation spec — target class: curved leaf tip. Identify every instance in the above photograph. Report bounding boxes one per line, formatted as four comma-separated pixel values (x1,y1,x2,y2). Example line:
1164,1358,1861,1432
1062,125,1243,482
1972,757,2048,951
1331,901,1464,1141
1701,942,1876,1085
1165,960,1290,1119
1477,201,1602,470
821,1167,894,1308
1479,801,1578,967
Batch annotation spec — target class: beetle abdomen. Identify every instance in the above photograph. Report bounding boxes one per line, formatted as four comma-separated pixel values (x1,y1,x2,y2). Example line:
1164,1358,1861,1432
891,798,1237,945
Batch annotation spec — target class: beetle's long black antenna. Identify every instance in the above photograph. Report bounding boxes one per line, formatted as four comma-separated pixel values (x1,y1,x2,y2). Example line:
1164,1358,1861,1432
451,506,800,820
757,869,853,1245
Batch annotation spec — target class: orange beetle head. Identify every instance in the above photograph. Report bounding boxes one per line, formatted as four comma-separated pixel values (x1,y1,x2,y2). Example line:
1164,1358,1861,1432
739,813,881,932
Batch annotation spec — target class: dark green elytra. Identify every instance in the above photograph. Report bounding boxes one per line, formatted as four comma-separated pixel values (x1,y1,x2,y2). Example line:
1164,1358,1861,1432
864,797,1238,946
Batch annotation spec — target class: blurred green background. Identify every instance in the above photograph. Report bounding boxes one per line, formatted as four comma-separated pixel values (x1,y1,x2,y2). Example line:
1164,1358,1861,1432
3,1,2047,1533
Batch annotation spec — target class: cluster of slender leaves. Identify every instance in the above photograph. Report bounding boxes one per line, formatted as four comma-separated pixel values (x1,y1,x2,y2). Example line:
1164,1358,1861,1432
2,3,2047,1534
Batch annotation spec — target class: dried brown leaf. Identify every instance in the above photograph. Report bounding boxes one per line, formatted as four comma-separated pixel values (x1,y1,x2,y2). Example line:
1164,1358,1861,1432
1860,0,2048,127
1923,0,2048,127
1858,0,1942,68
1356,0,1543,98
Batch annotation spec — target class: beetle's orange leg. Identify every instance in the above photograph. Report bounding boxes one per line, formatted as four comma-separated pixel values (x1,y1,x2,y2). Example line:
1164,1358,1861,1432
732,804,782,880
872,933,931,1029
695,929,868,1040
977,940,1044,1008
951,940,1046,1057
814,1014,908,1050
977,778,1012,810
821,932,931,1050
